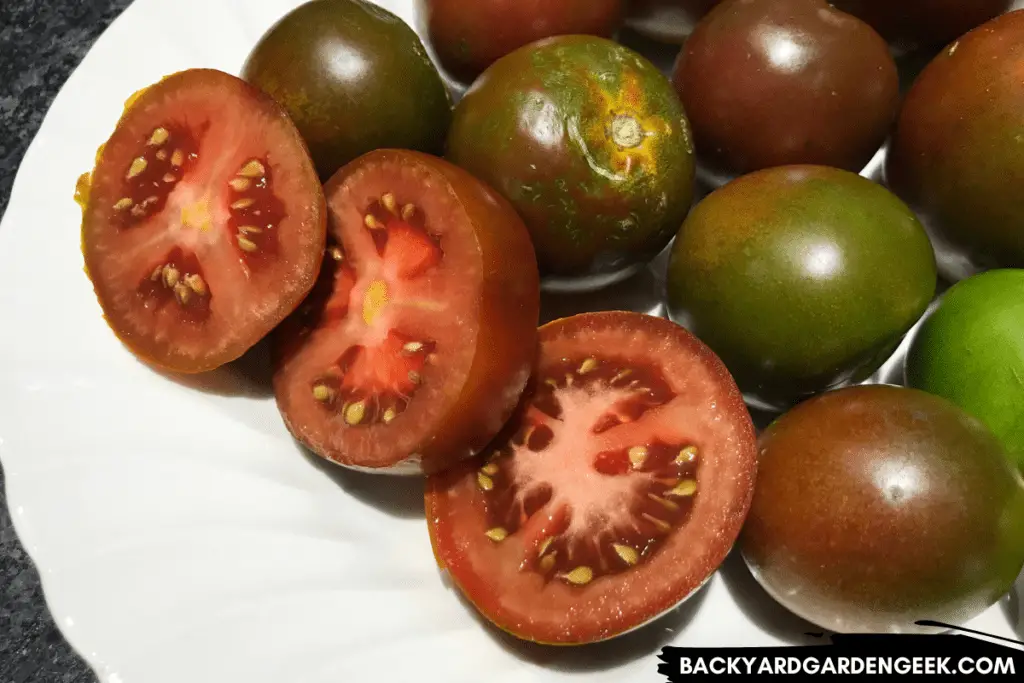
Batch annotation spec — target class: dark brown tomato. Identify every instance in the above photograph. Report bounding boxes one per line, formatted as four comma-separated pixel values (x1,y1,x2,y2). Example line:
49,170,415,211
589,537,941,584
672,0,899,179
426,312,757,644
273,149,540,475
446,36,695,289
886,10,1024,276
420,0,626,84
242,0,452,180
741,385,1024,633
832,0,1012,50
79,69,326,374
625,0,723,44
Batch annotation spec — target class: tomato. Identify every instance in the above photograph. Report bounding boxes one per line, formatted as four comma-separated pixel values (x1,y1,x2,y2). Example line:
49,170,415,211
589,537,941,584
625,0,722,44
78,68,326,374
832,0,1012,50
446,36,695,290
885,10,1024,278
272,149,540,475
242,0,452,180
419,0,625,84
671,0,898,179
906,269,1024,471
666,165,936,411
741,385,1024,634
425,311,757,644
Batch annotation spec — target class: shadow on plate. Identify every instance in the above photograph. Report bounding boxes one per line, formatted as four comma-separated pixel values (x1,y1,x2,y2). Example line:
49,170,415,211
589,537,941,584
718,549,829,646
540,263,667,325
296,442,426,520
1003,577,1022,639
455,575,711,671
148,337,275,399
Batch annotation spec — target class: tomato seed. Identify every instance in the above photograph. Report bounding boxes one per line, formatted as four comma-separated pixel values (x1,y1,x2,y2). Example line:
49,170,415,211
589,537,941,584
231,198,255,210
238,159,266,178
648,493,679,511
642,513,672,533
676,446,698,464
237,235,258,252
312,384,333,402
667,479,698,497
344,401,366,425
364,214,385,230
162,174,176,183
184,273,207,296
228,177,250,192
402,341,424,353
382,407,397,424
155,150,168,161
477,473,495,491
628,446,648,469
238,225,262,235
170,149,184,167
113,197,132,211
613,543,639,566
162,265,180,288
539,552,557,573
328,246,344,262
147,127,169,146
561,566,594,586
485,528,508,542
481,462,499,476
400,203,416,220
381,192,397,214
126,157,147,179
578,358,598,374
173,282,191,305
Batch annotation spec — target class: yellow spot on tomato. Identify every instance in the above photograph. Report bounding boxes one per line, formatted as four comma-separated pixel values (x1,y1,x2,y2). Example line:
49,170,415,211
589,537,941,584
585,70,671,179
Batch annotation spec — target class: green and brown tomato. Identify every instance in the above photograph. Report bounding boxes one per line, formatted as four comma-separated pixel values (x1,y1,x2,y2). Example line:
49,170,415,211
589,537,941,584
242,0,452,180
666,165,936,410
906,269,1024,471
419,0,625,84
741,384,1024,634
886,10,1024,277
446,35,696,289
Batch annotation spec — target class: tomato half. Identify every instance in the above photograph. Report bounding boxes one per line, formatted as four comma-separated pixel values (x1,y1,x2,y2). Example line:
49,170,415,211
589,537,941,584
273,149,540,475
80,68,326,373
425,311,757,644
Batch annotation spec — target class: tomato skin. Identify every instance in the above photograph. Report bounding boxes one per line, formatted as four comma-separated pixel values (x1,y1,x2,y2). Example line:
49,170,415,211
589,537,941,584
420,0,625,84
885,10,1024,277
426,311,757,644
273,149,540,475
242,0,452,180
672,0,898,179
446,36,695,287
80,68,326,375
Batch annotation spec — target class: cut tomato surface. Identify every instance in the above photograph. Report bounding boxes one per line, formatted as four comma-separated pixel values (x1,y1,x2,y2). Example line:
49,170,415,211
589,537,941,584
273,149,540,474
80,68,326,373
426,311,757,644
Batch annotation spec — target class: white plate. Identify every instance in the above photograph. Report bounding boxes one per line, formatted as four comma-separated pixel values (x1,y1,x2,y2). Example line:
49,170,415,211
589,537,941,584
1,2,1021,682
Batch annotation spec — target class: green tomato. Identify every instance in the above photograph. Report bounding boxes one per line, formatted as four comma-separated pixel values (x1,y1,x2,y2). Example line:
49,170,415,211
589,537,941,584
906,269,1024,470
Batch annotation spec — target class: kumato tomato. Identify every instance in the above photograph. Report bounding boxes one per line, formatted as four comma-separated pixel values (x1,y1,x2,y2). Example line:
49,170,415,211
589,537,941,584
666,165,936,411
426,312,757,644
741,385,1024,634
832,0,1012,50
273,150,540,475
446,36,695,290
672,0,899,179
625,0,723,44
420,0,626,84
885,10,1024,278
242,0,452,180
79,68,326,374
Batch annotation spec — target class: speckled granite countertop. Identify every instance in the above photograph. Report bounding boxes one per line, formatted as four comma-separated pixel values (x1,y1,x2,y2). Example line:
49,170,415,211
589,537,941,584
1,3,132,681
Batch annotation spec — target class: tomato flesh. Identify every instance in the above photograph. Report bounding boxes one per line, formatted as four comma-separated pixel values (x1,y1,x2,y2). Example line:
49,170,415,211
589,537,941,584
426,311,757,644
273,149,540,474
80,69,326,373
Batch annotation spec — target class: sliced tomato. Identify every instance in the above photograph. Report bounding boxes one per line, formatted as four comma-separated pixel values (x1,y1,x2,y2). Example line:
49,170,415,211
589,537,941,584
425,311,757,644
272,149,540,474
79,68,326,373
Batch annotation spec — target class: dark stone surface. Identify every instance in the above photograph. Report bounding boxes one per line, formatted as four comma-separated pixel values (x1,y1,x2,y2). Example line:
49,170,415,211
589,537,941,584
1,3,131,681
